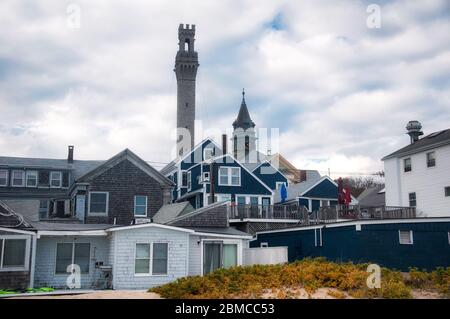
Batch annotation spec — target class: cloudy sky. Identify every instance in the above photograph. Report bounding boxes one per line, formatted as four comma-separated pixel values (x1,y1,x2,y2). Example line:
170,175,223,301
1,0,449,177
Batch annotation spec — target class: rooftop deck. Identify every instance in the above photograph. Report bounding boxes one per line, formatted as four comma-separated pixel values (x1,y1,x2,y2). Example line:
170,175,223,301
228,204,416,225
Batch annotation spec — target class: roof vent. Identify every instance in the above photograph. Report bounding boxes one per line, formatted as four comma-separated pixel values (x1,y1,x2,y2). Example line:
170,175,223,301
406,121,423,144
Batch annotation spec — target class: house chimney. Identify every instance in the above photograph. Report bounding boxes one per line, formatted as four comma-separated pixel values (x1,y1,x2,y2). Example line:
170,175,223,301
406,121,423,144
222,134,227,155
68,145,74,163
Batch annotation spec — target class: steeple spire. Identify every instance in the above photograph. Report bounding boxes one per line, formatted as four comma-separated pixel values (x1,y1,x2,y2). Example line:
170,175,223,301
233,89,255,130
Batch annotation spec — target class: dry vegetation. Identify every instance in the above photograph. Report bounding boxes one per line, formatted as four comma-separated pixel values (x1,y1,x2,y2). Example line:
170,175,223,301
150,258,450,299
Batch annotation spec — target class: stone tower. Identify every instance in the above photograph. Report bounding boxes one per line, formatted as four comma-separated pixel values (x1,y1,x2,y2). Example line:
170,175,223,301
232,89,258,163
175,24,199,156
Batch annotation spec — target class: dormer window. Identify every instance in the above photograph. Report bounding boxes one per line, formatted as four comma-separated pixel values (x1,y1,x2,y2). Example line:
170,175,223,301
50,171,62,188
11,170,25,187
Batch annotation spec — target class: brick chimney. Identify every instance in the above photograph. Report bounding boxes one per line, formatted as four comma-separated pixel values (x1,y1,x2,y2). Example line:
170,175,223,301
222,134,227,155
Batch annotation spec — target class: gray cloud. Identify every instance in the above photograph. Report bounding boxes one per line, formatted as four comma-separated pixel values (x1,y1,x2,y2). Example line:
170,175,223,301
0,0,449,175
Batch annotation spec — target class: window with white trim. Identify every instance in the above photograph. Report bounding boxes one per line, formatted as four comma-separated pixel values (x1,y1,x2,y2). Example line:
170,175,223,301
426,151,436,168
88,192,109,215
399,230,413,245
187,171,192,191
11,170,25,187
204,148,214,161
152,243,168,275
181,171,188,188
134,195,147,217
0,237,29,271
276,181,286,190
26,170,38,187
445,187,450,197
404,158,412,172
260,242,269,248
50,171,62,188
55,243,90,274
408,192,416,207
135,243,151,274
218,167,241,186
0,170,8,186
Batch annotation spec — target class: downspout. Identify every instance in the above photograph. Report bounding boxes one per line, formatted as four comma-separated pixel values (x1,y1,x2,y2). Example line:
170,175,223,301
210,162,215,203
29,233,37,289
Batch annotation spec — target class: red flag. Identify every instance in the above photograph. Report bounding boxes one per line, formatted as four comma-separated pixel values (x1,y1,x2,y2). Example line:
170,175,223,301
344,186,352,205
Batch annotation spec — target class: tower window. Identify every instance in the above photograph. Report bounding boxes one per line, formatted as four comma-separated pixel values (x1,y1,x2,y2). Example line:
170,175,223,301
186,102,188,108
184,39,190,51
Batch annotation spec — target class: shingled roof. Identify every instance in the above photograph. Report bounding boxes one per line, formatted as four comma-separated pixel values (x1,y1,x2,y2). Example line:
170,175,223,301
232,90,255,130
382,128,450,160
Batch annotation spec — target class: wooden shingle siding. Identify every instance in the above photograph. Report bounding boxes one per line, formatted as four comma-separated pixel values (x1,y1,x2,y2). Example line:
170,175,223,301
34,236,110,289
85,159,165,225
171,205,228,228
110,227,189,289
0,271,30,290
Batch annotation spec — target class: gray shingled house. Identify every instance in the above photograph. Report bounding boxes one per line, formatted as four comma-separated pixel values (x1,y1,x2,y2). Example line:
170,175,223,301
0,148,251,290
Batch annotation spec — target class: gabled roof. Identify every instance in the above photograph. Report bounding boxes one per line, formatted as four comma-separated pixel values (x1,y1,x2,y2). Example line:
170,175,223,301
232,92,255,130
159,137,222,175
357,185,385,207
209,154,274,194
274,175,321,203
77,149,174,187
382,128,450,160
251,160,290,182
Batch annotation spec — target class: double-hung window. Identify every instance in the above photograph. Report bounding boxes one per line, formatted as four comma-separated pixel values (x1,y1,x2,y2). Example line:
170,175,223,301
218,167,241,186
134,195,147,217
26,170,38,187
0,170,8,186
89,192,109,215
55,243,90,274
181,171,188,188
11,170,25,187
426,152,436,167
50,171,62,188
409,192,416,207
404,158,412,172
0,237,29,271
135,242,168,275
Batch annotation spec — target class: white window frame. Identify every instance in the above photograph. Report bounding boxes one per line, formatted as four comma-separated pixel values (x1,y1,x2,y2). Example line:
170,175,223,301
0,169,8,187
202,172,210,183
26,170,38,188
426,151,436,168
88,191,109,216
399,230,413,245
260,242,269,248
203,148,214,161
54,242,91,275
276,181,286,190
50,171,62,188
134,195,148,217
152,242,169,276
218,166,241,186
404,158,412,172
134,242,169,277
11,170,25,187
180,171,188,188
187,171,192,191
0,235,31,272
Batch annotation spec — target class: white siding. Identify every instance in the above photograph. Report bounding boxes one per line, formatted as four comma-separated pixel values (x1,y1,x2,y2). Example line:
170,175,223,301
110,227,189,290
384,144,450,217
34,236,110,289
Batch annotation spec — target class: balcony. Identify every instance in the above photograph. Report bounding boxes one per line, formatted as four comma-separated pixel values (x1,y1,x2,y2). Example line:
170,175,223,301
228,204,416,225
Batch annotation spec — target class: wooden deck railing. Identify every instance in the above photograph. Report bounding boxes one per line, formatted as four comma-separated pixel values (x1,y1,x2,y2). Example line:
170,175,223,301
228,204,416,224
